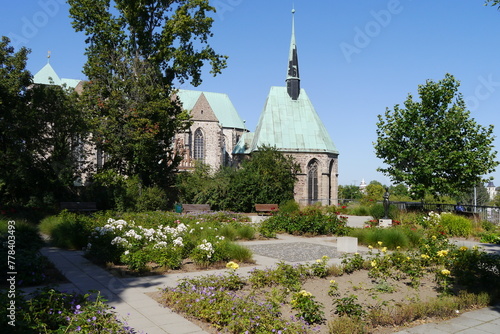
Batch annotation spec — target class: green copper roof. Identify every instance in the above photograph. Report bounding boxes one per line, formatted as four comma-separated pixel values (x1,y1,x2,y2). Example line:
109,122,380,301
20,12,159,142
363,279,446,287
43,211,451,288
33,63,81,89
232,132,254,154
247,86,338,154
176,89,246,129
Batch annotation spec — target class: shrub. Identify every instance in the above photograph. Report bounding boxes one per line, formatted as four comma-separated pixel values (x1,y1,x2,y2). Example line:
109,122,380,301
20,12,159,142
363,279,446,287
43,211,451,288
346,204,371,216
328,316,367,334
259,206,349,236
369,203,398,220
291,290,325,325
279,199,300,214
40,211,93,250
0,288,136,333
349,226,422,250
439,213,472,237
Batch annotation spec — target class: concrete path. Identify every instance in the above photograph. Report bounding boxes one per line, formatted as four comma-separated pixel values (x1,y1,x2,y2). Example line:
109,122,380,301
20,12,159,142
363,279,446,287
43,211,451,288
27,219,499,334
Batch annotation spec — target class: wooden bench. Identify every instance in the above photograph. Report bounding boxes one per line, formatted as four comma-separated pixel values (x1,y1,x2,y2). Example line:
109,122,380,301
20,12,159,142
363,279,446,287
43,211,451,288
181,204,211,213
60,202,97,213
255,204,279,215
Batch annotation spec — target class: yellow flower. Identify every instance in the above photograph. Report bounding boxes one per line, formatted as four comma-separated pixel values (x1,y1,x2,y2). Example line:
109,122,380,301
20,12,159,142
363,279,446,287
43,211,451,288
437,250,449,257
381,247,387,253
226,261,239,270
377,241,383,246
459,246,468,251
406,257,411,260
432,235,437,240
322,255,330,260
371,260,377,267
441,269,451,276
316,259,322,263
299,290,312,297
368,245,373,249
421,254,430,259
330,280,336,284
396,246,401,249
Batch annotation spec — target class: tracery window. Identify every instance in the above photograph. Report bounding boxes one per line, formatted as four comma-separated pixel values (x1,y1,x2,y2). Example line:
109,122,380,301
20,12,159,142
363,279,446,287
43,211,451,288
194,128,204,161
307,159,319,204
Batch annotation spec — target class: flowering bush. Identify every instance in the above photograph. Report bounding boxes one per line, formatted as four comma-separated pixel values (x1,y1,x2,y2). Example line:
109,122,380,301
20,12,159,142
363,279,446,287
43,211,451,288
0,288,135,333
86,214,254,271
291,290,325,325
162,271,310,333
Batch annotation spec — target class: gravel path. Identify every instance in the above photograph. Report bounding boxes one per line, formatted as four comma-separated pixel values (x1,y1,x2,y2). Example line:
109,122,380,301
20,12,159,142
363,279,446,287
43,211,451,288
245,242,342,262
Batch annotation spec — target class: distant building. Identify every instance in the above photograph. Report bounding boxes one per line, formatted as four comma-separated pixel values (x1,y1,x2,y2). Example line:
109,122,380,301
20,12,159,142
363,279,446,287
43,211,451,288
33,58,84,92
486,181,498,201
359,179,367,194
233,10,339,206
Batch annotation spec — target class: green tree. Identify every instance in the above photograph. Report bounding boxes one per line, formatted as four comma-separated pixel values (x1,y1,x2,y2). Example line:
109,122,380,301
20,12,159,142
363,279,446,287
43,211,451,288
68,0,227,189
0,37,87,206
338,185,362,200
493,193,500,207
230,146,301,212
374,74,498,200
176,146,300,212
389,184,410,201
362,183,385,204
456,183,490,206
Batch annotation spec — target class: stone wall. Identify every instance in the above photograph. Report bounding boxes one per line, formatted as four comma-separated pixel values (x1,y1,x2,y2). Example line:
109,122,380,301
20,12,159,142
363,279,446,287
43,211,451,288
290,152,339,206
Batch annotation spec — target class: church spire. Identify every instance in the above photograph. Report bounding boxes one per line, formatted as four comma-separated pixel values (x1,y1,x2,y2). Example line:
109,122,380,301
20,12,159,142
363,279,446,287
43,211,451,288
286,8,300,100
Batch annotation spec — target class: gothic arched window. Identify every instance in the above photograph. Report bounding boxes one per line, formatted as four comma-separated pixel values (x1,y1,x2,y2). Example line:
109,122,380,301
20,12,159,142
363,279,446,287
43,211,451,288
194,128,205,161
307,159,319,204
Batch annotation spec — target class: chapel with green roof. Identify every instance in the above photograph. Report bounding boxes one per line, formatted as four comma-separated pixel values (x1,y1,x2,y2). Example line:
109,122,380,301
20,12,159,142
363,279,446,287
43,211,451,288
233,10,340,205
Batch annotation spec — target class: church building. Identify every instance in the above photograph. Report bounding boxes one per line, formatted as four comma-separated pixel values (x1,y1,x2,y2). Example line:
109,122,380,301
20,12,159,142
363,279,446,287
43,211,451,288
233,10,340,206
173,90,248,171
32,9,339,206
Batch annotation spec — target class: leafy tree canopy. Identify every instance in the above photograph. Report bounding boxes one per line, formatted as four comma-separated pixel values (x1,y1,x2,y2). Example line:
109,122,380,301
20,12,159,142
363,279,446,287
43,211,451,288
0,37,87,206
176,146,301,212
68,0,227,188
338,185,362,200
374,74,498,200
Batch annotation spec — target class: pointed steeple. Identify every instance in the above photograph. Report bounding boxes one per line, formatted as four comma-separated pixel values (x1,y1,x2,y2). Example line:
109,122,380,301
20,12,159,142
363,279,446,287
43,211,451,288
286,8,300,100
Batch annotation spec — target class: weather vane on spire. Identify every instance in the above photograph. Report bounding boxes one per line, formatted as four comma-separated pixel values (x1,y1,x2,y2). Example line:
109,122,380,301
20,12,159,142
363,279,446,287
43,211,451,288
47,51,51,63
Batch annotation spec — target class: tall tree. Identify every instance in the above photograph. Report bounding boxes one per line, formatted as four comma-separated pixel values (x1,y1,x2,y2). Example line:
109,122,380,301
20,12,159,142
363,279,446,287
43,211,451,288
0,37,87,206
68,0,227,188
374,74,498,200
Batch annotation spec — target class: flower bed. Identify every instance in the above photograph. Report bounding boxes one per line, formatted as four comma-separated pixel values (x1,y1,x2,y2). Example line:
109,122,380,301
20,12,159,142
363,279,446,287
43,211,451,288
84,212,255,272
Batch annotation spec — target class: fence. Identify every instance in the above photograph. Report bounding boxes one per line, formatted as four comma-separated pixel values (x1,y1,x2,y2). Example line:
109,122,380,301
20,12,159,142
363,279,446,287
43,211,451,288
391,201,500,225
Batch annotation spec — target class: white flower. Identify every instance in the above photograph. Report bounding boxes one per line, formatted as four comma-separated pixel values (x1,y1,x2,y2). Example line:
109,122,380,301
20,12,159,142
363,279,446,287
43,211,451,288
124,250,129,255
111,236,129,246
173,237,183,247
154,241,168,249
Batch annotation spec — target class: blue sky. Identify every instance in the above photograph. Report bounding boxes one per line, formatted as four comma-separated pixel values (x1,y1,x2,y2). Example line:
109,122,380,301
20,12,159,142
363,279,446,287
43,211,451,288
2,0,500,187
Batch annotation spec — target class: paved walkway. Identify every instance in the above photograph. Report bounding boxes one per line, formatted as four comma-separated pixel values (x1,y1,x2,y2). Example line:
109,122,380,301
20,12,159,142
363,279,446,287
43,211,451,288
24,215,500,334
